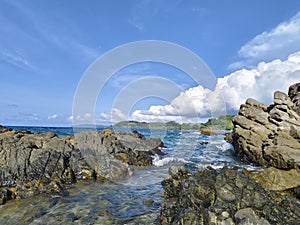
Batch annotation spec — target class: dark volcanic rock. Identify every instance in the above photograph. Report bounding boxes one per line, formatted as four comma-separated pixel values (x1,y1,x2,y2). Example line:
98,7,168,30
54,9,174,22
0,127,163,204
231,83,300,169
160,167,300,225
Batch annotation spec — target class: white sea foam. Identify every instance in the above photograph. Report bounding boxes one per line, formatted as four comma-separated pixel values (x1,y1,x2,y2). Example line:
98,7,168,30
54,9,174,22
152,155,189,167
216,141,234,151
197,164,225,170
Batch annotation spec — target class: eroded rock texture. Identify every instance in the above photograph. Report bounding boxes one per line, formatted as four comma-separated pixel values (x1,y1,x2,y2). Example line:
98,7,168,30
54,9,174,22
160,167,300,225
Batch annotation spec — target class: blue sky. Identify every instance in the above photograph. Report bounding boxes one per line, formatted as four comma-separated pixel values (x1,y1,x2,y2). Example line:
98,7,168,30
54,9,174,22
1,0,300,126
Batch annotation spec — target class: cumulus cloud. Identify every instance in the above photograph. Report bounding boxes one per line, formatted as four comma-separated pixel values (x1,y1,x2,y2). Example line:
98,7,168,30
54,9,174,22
230,11,300,69
130,51,300,122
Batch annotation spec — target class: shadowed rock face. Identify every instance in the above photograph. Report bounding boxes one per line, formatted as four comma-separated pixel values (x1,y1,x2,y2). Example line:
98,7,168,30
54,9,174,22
160,167,300,225
231,82,300,169
0,127,164,204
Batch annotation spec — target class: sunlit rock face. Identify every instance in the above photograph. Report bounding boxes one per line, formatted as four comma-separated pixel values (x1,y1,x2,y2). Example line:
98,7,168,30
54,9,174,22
231,82,300,169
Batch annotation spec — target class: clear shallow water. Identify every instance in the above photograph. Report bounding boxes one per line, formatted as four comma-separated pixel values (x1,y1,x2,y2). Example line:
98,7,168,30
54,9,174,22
1,127,254,224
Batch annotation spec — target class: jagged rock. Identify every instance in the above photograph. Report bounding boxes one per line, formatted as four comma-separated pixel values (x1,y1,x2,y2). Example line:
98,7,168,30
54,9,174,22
231,83,300,169
0,127,164,204
159,167,300,225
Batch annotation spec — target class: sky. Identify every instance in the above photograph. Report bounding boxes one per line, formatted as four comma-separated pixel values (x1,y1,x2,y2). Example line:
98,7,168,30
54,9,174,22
1,0,300,126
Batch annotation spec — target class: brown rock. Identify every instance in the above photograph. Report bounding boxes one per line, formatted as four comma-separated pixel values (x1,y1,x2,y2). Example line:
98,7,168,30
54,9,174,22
200,127,216,135
251,167,300,191
231,82,300,169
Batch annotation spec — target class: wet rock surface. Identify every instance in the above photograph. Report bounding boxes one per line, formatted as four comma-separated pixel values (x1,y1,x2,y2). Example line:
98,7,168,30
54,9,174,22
231,82,300,169
0,126,163,204
160,166,300,225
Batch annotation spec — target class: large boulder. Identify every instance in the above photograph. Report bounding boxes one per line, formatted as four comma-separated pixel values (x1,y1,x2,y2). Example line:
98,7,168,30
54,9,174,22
74,129,164,180
160,167,300,225
231,83,300,169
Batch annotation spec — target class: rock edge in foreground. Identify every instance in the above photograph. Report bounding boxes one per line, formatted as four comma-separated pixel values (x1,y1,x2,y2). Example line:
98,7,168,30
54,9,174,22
160,166,300,225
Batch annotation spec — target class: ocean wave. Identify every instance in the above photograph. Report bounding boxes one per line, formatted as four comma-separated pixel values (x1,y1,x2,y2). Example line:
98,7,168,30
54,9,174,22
152,155,189,167
215,141,234,151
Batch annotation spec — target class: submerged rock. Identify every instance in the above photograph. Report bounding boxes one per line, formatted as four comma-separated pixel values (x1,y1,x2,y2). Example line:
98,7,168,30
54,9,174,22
160,167,300,225
199,127,217,135
231,82,300,169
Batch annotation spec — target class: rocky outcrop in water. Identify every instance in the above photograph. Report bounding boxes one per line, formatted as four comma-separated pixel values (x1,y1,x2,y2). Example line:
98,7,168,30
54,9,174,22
160,166,300,225
231,82,300,169
0,126,163,204
75,129,164,180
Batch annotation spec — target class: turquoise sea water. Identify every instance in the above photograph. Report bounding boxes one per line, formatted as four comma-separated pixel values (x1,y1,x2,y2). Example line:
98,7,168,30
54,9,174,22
0,127,252,224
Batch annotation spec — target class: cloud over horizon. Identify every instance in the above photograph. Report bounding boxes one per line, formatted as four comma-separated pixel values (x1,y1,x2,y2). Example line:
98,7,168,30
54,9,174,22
125,51,300,123
230,11,300,70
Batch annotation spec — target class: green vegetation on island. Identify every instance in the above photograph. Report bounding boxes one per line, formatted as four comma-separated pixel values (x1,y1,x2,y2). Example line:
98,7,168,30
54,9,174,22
111,115,234,131
111,120,201,130
199,115,234,135
199,115,234,130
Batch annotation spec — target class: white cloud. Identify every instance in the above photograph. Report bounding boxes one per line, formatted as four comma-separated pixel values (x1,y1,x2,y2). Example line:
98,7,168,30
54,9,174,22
0,50,36,70
69,49,300,125
99,108,129,123
48,114,58,119
5,113,42,124
230,11,300,69
131,51,300,122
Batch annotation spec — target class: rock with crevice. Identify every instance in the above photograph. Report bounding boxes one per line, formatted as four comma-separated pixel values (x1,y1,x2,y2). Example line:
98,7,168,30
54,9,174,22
231,82,300,169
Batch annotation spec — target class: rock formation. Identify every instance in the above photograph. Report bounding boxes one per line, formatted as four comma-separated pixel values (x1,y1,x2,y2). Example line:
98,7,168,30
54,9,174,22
160,167,300,225
0,126,163,204
231,82,300,169
160,83,300,225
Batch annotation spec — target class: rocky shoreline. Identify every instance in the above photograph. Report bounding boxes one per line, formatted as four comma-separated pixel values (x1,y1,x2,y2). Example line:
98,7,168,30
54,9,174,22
0,127,164,204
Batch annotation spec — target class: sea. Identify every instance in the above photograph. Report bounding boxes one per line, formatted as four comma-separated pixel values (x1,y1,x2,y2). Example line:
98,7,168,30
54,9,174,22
0,126,256,225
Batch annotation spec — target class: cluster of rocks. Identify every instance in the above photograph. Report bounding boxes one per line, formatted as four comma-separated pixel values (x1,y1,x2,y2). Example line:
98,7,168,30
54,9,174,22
230,82,300,169
0,126,163,204
160,166,300,225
